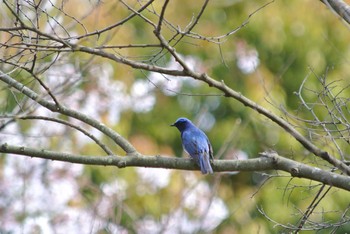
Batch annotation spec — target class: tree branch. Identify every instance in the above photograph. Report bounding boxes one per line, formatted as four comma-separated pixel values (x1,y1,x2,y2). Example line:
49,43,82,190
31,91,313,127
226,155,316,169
0,70,136,155
18,115,114,155
1,143,350,191
148,42,350,176
73,38,350,176
197,72,350,175
321,0,350,25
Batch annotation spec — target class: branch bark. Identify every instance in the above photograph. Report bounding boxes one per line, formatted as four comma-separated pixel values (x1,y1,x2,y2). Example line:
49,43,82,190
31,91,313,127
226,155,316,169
321,0,350,25
1,143,349,191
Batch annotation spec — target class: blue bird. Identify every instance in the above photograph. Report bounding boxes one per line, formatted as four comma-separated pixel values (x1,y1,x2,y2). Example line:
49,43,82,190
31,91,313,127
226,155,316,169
171,117,214,174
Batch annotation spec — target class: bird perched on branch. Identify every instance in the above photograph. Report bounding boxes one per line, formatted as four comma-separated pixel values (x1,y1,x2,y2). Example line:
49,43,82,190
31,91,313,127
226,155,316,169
171,117,214,174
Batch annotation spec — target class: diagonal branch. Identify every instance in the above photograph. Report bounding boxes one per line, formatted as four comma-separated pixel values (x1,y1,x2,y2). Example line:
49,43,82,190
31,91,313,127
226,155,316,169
321,0,350,25
18,115,114,155
295,184,332,233
149,36,350,175
147,32,350,175
0,70,136,155
72,39,350,175
195,72,350,175
73,0,156,41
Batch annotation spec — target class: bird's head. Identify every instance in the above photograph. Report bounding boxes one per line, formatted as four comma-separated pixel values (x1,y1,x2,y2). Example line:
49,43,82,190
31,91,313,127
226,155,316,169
171,117,192,132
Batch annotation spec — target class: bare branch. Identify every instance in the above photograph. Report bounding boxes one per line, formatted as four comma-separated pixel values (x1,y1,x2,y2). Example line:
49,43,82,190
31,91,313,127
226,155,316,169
18,115,114,155
294,185,332,233
73,0,156,41
321,0,350,25
0,70,136,154
1,143,350,192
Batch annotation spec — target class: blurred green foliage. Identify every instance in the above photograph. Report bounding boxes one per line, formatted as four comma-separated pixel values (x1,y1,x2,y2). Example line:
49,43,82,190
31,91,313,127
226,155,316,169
1,0,350,233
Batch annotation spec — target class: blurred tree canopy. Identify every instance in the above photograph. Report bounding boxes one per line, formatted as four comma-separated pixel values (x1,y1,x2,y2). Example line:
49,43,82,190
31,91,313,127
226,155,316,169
1,0,350,233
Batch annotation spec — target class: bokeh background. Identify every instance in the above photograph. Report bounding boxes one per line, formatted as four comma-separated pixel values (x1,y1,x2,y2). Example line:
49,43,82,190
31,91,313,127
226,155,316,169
1,0,350,233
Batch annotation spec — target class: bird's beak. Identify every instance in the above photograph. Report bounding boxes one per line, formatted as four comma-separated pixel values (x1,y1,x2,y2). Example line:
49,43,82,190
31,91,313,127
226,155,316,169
170,123,175,127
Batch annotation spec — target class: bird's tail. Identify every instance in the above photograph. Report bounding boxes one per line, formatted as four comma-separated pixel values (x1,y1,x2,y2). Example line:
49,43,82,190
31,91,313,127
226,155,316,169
199,152,214,174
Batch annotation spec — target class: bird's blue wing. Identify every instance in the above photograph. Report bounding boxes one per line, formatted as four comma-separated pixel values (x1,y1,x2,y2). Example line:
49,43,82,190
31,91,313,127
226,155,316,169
181,129,213,174
181,130,207,156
